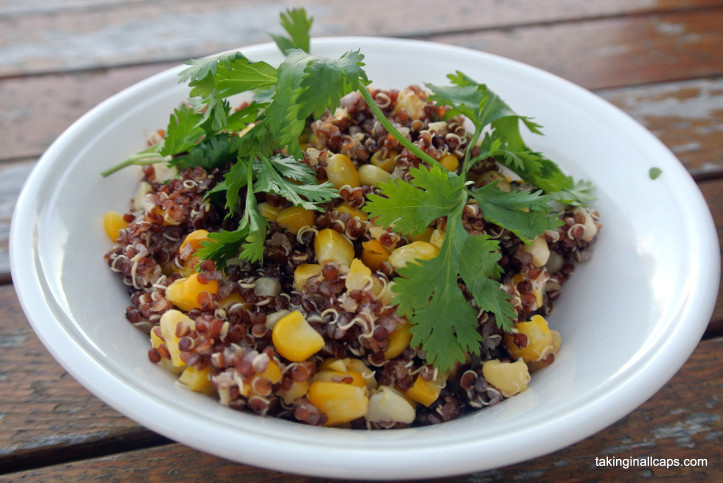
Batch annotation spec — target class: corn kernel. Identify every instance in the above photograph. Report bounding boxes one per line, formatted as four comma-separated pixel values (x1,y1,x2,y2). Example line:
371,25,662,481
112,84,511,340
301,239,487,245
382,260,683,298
482,359,530,397
325,153,360,189
272,311,325,362
476,170,511,192
179,229,210,258
217,292,246,310
504,315,555,363
366,386,416,424
361,239,389,272
166,273,219,311
521,236,550,268
276,206,316,234
103,211,128,242
368,224,397,252
393,89,425,119
405,374,444,407
257,201,282,222
527,329,561,372
388,241,439,271
314,228,354,266
312,370,367,388
179,366,216,395
358,163,391,186
308,381,369,426
370,150,398,172
406,226,434,243
278,380,310,405
335,202,368,221
429,228,445,249
159,309,196,367
439,153,459,172
384,323,412,359
293,263,323,292
345,258,373,292
319,358,376,390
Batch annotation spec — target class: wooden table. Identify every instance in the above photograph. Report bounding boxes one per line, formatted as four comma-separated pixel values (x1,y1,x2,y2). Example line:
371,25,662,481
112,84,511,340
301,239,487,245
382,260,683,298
1,1,721,480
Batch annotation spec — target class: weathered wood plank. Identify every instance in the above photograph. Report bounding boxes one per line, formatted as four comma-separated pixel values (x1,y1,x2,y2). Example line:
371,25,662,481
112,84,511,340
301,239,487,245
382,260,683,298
1,1,722,78
2,65,722,173
598,78,723,176
0,284,163,473
5,335,721,481
431,8,723,90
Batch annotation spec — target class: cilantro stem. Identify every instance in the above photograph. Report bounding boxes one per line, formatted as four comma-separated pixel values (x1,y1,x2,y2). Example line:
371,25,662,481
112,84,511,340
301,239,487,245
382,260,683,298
357,86,444,171
101,150,169,177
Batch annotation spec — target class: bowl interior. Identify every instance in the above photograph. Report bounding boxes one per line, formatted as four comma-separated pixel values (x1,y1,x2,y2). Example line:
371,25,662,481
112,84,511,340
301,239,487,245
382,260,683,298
12,38,719,479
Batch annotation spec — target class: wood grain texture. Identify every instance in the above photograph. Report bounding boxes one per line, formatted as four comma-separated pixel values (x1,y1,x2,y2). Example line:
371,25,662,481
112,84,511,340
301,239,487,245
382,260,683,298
5,336,721,481
432,8,723,90
0,284,163,473
1,1,721,77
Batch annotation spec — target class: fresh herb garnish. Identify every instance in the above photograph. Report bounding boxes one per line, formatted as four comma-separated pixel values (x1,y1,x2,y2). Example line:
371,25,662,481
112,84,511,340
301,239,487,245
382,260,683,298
103,8,594,372
649,167,662,180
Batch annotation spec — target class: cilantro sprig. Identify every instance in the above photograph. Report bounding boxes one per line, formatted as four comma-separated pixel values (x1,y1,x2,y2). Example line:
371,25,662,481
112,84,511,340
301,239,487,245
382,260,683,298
103,8,594,372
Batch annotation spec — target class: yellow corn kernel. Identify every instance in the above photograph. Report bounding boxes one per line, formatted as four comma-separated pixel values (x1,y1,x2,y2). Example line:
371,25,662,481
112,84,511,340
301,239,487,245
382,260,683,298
482,359,530,397
325,153,360,189
370,150,399,172
278,379,310,405
504,314,555,363
527,329,561,372
358,163,391,186
319,358,376,390
308,381,369,426
476,170,511,192
384,323,412,359
388,241,439,271
361,239,389,272
166,273,219,311
257,201,282,222
179,366,216,395
217,292,246,310
521,236,550,268
261,360,284,385
335,201,368,221
378,280,396,306
272,311,325,362
276,206,316,234
345,258,373,292
179,229,210,258
314,228,354,266
103,211,128,242
312,370,367,388
429,228,445,249
366,386,416,424
439,153,459,172
393,88,425,119
405,374,444,407
368,223,399,253
406,226,434,243
159,309,196,367
293,263,323,292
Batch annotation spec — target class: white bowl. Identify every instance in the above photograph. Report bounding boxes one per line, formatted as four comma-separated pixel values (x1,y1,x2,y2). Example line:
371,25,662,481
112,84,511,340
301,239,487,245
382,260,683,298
10,38,720,479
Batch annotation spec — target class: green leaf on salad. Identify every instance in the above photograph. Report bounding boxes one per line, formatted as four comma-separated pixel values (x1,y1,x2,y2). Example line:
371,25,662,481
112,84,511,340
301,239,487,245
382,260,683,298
269,8,314,54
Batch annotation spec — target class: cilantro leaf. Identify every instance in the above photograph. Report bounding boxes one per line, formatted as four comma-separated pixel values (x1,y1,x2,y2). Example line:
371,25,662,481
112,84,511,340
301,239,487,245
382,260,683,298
253,155,338,210
269,8,313,54
196,227,248,271
363,164,466,236
169,133,236,171
393,202,513,372
264,49,368,157
159,104,205,156
469,182,562,241
550,178,596,206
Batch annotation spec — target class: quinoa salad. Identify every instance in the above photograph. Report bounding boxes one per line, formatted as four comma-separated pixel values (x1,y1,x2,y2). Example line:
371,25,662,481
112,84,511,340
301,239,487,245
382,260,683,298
102,9,600,429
